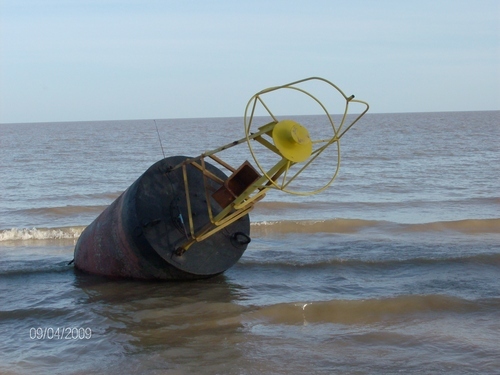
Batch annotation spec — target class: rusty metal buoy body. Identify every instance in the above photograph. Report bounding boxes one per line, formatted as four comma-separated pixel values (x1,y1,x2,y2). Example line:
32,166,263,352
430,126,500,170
74,156,250,280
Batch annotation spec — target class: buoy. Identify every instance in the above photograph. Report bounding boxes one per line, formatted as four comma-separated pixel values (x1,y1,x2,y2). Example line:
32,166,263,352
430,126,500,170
74,77,369,280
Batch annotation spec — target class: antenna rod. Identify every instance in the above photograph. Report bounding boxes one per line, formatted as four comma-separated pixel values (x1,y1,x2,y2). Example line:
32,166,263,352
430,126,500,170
154,120,166,159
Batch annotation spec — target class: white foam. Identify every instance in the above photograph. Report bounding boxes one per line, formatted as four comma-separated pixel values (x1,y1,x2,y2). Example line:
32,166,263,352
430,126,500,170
0,227,85,242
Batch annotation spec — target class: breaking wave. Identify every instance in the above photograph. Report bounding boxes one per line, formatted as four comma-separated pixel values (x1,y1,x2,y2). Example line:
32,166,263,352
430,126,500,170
251,218,500,235
0,218,498,243
0,226,85,241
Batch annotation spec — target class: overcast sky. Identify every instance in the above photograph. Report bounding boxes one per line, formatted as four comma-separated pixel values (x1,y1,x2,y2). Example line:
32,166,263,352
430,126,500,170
1,0,499,123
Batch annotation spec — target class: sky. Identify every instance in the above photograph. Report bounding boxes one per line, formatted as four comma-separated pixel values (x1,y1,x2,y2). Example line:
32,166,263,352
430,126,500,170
0,0,499,123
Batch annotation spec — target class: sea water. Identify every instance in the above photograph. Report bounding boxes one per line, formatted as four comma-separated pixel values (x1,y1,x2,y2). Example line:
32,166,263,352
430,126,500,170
0,111,499,374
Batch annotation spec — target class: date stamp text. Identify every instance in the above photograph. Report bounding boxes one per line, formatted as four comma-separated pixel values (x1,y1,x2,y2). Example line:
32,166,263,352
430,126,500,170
29,327,92,340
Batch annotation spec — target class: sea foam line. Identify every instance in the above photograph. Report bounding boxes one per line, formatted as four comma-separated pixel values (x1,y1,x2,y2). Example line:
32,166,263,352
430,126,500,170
1,217,498,242
251,218,500,235
0,227,86,241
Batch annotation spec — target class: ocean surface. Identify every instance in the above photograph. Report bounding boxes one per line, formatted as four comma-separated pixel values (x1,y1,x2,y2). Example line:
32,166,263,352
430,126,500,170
0,111,499,374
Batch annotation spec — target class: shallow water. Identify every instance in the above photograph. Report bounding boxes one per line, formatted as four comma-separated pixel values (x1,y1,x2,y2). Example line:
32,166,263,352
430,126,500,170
1,111,499,374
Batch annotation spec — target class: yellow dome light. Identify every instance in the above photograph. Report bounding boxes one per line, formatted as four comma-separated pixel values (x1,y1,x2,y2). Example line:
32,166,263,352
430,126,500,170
272,120,313,163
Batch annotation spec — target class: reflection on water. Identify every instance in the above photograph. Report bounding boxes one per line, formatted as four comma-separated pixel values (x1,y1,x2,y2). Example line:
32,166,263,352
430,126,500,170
73,270,250,348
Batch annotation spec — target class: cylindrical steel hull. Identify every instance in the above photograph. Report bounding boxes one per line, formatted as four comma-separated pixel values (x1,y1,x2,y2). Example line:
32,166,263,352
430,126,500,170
74,156,250,280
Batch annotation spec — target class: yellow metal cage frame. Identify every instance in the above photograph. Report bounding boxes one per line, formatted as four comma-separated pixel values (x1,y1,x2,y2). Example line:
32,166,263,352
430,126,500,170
168,77,369,254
